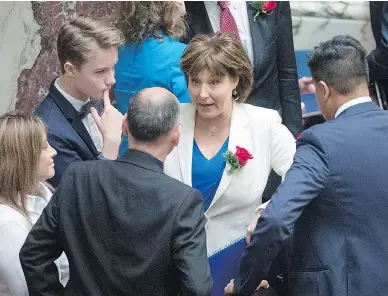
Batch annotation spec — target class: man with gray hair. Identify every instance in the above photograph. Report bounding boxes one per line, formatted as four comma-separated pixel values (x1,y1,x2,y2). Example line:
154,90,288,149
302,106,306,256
20,87,212,296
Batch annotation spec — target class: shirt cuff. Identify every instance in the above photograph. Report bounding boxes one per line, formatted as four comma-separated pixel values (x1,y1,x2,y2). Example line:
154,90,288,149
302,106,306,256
97,153,108,160
255,200,270,213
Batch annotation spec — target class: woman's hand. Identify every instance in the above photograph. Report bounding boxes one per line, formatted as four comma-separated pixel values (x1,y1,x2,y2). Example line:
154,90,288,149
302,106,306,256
224,279,269,295
246,208,264,244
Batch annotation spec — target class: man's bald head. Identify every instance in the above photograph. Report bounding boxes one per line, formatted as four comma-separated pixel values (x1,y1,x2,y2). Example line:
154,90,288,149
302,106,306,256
126,87,180,143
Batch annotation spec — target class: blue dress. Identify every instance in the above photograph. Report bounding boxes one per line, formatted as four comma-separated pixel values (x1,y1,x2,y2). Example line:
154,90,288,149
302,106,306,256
114,34,190,156
192,138,229,211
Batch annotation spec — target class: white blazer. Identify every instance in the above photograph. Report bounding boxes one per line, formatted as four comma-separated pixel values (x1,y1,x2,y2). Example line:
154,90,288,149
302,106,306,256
164,102,296,256
0,183,69,296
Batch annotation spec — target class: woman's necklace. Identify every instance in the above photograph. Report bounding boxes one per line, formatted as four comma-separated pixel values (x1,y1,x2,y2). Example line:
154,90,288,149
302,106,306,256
209,125,229,137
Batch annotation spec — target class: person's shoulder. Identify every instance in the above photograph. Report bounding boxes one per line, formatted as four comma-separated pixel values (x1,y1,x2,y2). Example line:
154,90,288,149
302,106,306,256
34,93,55,115
34,91,63,127
160,172,202,202
0,204,28,229
162,36,187,60
64,160,101,178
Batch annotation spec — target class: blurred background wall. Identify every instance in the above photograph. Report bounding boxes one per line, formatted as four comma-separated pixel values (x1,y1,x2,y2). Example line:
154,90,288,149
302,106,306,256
0,1,374,114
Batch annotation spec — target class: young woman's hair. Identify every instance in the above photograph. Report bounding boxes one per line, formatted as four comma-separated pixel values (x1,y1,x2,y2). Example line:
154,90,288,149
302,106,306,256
181,32,253,103
0,112,46,218
118,1,186,43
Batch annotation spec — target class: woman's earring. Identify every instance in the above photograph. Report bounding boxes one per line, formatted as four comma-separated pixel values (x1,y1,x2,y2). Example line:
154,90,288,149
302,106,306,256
232,89,239,101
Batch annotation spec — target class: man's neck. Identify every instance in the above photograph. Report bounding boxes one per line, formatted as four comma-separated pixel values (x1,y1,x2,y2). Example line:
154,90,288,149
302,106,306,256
335,88,370,111
129,143,170,163
58,76,89,102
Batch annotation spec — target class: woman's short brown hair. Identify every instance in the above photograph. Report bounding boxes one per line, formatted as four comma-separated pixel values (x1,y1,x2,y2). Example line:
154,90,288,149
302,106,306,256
118,1,186,43
0,112,46,218
181,32,253,103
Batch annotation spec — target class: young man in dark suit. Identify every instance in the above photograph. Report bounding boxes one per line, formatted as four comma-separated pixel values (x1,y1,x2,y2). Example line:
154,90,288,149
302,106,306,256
227,35,388,296
20,87,212,296
34,16,125,187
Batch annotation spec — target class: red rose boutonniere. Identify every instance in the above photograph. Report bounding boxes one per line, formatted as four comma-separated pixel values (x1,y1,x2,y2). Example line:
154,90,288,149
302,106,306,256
250,1,277,22
223,146,254,175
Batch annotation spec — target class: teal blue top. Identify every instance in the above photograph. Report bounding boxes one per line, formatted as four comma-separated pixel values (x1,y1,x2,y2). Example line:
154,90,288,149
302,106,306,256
192,138,229,211
114,34,190,156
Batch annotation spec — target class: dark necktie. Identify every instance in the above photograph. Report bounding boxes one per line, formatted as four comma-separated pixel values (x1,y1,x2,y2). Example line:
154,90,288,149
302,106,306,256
217,1,241,41
78,100,101,120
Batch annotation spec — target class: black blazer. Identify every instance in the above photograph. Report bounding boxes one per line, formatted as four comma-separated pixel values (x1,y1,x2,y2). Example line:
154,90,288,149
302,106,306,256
20,150,212,296
183,1,302,137
34,79,102,187
368,1,388,81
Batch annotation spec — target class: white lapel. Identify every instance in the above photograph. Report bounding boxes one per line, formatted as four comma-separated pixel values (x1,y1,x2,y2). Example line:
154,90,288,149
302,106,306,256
207,102,252,211
177,104,196,186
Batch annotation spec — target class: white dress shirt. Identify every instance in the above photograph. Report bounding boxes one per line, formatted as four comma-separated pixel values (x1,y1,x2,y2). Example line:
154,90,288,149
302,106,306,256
54,79,103,152
335,96,372,118
204,1,255,64
0,183,69,296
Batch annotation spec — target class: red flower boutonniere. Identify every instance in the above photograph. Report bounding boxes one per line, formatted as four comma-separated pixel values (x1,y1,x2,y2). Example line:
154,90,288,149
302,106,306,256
250,1,277,22
223,146,254,175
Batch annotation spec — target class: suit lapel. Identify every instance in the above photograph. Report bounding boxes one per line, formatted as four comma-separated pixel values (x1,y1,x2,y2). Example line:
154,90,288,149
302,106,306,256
186,1,213,36
246,2,275,82
207,102,251,211
49,80,100,158
178,104,197,186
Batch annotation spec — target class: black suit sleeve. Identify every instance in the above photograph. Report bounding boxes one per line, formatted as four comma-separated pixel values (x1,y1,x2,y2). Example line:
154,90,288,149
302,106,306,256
367,2,388,81
19,170,74,295
171,189,212,296
276,2,302,137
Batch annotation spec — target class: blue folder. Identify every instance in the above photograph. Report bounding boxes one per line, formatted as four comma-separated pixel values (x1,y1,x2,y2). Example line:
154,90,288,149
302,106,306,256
208,236,246,296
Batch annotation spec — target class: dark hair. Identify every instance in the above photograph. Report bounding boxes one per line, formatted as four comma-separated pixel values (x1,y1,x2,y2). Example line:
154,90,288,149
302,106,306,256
307,35,369,95
127,88,180,143
118,1,186,43
181,32,253,102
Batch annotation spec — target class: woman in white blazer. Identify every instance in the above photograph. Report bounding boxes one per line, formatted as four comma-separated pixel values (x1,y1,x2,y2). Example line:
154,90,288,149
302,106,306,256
0,113,69,296
164,33,296,293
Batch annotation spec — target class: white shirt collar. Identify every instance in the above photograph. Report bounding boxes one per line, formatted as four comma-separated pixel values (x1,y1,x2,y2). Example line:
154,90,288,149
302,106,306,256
54,78,90,112
25,182,52,224
334,96,372,118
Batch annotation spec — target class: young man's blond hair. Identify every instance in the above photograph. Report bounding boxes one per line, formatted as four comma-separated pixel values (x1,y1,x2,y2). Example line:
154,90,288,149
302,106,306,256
57,16,124,73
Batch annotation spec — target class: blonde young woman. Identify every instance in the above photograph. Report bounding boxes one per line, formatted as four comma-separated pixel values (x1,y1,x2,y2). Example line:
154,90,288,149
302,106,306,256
0,113,69,295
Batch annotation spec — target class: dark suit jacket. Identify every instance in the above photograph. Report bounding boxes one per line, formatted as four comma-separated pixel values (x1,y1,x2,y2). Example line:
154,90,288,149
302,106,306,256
234,102,388,296
19,150,212,296
34,79,102,187
368,1,388,81
183,1,301,137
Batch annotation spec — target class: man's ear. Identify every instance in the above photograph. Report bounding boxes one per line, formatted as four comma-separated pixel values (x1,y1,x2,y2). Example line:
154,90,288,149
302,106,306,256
318,80,330,103
172,124,181,147
63,62,77,78
122,113,128,136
